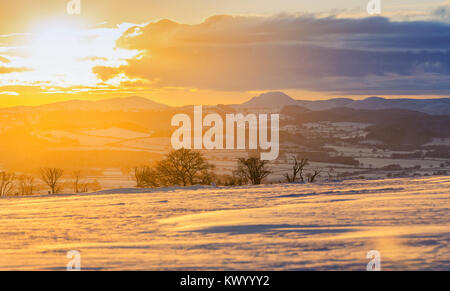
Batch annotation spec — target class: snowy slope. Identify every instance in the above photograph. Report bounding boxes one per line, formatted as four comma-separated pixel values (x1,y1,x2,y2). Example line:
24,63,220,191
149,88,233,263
0,176,448,270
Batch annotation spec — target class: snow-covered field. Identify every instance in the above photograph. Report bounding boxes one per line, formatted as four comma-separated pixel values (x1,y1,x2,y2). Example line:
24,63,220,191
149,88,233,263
0,176,448,270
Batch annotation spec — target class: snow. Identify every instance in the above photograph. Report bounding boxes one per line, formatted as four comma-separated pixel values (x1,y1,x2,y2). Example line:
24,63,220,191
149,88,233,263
425,138,450,146
0,176,448,270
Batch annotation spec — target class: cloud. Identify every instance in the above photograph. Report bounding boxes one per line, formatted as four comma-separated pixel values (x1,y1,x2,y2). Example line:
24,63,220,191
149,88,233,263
0,56,11,64
0,91,19,96
433,3,450,22
0,66,31,74
92,65,126,81
93,14,450,95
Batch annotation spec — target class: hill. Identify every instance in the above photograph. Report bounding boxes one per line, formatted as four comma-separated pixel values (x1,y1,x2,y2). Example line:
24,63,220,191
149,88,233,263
239,92,450,115
0,96,169,113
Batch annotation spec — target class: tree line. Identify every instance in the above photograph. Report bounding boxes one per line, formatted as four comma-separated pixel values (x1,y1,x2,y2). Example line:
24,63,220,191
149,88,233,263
133,149,324,188
0,169,100,197
0,149,325,197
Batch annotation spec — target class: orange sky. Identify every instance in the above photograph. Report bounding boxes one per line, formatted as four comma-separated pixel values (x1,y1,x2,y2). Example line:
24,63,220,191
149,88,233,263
0,0,449,107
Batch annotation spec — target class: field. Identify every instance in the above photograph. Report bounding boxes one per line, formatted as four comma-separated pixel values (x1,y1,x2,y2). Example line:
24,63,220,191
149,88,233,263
0,176,448,270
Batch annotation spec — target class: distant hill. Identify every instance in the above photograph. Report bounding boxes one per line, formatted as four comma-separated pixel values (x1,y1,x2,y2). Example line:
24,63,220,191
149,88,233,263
0,96,169,113
281,107,431,124
280,105,311,115
281,106,450,146
238,92,450,115
0,92,449,115
0,93,448,147
239,92,299,109
346,97,450,115
39,96,169,112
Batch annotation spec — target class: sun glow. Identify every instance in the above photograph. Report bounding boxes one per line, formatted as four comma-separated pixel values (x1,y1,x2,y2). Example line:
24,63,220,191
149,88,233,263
23,20,98,87
31,22,84,65
2,19,140,91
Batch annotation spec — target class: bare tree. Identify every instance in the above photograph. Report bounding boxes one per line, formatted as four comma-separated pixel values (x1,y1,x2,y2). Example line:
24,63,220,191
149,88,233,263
40,168,63,194
73,171,82,193
0,172,15,197
285,156,308,183
157,149,214,186
307,170,322,183
73,171,92,193
236,157,271,185
17,175,34,196
133,166,160,188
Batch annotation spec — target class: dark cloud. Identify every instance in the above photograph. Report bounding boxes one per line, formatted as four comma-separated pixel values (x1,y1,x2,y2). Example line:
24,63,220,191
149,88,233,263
94,14,450,95
433,4,450,22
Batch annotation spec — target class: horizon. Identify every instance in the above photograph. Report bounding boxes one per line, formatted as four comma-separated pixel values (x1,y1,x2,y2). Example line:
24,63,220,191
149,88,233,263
2,92,450,110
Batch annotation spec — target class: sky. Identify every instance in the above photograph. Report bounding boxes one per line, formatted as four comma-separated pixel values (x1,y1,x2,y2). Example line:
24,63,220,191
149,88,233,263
0,0,450,107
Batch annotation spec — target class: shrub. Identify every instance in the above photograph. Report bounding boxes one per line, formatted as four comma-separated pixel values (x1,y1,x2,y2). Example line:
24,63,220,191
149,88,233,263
17,175,34,196
156,149,214,186
133,166,160,188
236,157,271,185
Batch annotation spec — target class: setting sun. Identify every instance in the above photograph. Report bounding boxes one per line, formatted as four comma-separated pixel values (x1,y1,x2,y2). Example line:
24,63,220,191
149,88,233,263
0,18,139,95
27,21,91,86
30,21,84,65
